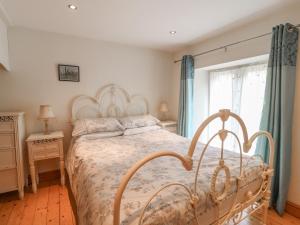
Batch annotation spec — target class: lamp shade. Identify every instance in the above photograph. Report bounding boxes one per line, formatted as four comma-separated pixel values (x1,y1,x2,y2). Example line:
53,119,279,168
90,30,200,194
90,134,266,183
38,105,55,120
159,102,169,113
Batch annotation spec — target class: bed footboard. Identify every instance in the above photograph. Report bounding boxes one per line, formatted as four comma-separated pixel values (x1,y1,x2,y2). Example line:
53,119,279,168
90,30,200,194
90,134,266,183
113,109,274,225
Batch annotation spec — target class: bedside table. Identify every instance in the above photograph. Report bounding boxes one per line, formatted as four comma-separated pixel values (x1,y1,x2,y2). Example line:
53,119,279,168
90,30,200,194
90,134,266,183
159,121,177,134
26,131,65,193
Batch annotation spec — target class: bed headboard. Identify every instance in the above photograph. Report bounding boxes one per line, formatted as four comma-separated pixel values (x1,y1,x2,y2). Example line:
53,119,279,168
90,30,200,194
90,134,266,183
71,84,149,122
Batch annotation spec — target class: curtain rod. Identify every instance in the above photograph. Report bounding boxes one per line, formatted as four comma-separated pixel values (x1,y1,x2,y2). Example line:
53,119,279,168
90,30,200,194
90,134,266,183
174,24,300,63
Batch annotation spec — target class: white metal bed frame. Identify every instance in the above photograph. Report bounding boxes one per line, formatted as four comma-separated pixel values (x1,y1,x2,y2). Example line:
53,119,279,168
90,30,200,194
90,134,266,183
71,84,274,225
71,84,149,122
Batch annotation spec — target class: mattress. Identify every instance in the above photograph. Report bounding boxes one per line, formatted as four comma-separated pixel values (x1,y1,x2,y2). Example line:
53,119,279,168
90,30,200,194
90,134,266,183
66,128,264,225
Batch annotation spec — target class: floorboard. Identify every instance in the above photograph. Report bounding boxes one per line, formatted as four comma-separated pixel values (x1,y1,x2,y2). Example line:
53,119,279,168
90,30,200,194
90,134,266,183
19,192,38,225
32,182,49,225
0,180,299,225
0,194,18,225
46,184,60,225
6,194,26,225
59,186,74,225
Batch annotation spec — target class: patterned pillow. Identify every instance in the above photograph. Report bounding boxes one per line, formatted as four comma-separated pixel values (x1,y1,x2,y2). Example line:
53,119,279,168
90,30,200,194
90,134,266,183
123,125,161,136
83,131,124,140
118,114,160,129
72,118,125,137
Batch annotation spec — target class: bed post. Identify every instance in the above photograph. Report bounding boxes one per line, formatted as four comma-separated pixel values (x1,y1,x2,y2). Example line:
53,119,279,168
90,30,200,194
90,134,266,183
262,190,271,224
246,131,274,225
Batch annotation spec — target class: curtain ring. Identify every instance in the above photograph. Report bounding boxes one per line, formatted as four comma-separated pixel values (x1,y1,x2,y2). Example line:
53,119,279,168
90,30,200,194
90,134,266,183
287,25,295,33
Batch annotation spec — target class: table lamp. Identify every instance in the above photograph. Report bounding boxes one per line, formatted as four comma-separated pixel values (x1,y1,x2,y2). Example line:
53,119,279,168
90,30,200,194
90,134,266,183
159,102,169,121
38,105,55,134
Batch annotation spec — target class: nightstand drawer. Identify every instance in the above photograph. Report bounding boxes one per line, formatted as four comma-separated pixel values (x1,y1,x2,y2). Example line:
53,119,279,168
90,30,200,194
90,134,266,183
32,142,60,160
0,121,14,133
0,149,16,169
160,121,177,134
0,134,15,148
166,126,177,133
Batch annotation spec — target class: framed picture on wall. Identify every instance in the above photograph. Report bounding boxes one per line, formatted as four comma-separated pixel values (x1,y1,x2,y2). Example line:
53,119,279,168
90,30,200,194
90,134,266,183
58,64,80,82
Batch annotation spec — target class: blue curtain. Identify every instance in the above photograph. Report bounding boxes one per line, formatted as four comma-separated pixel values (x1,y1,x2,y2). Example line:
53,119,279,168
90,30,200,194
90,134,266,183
256,23,299,214
178,55,194,137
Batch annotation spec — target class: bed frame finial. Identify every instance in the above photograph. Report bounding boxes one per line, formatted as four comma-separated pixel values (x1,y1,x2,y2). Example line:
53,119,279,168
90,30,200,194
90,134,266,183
219,109,230,122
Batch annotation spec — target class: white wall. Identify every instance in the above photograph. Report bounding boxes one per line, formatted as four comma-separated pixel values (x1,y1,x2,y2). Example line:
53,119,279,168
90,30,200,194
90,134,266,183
171,2,300,205
0,27,173,172
0,16,10,70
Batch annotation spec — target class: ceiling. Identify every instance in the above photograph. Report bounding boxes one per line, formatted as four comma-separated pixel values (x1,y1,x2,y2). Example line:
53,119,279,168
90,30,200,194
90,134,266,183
0,0,298,52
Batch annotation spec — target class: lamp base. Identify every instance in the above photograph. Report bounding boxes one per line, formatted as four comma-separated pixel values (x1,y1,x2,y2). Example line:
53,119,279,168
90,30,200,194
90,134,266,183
43,120,50,135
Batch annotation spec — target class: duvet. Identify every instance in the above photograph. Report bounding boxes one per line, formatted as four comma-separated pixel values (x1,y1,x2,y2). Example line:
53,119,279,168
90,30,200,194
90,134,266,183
66,128,263,225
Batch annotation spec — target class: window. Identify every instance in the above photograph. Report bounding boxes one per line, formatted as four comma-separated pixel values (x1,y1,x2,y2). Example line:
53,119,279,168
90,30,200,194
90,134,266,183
208,63,267,155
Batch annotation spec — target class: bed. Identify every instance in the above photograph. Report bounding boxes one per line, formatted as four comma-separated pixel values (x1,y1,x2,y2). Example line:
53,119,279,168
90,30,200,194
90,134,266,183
66,84,274,225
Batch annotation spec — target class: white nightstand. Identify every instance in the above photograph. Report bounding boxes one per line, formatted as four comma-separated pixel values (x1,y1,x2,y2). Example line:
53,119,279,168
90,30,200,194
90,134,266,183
159,121,177,134
26,131,65,193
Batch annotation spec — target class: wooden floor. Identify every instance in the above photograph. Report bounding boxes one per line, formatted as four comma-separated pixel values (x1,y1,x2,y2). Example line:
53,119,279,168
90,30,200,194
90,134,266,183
0,179,300,225
241,210,300,225
0,180,75,225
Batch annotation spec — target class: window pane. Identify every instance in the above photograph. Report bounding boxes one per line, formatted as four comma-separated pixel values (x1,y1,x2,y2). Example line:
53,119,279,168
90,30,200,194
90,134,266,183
240,64,267,155
209,69,234,151
208,63,267,154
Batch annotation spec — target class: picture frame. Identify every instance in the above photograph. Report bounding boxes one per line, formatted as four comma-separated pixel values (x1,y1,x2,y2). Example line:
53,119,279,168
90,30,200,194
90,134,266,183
58,64,80,82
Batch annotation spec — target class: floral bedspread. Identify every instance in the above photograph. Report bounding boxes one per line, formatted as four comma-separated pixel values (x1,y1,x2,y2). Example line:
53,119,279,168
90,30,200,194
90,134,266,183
66,129,263,225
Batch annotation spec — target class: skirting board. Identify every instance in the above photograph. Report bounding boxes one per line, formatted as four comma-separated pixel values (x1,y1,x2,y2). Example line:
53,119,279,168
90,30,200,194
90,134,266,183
286,201,300,218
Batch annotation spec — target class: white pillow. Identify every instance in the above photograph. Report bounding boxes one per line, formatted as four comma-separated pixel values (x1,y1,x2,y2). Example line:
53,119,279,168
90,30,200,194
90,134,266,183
119,114,160,129
72,118,125,137
124,125,161,136
83,131,124,140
